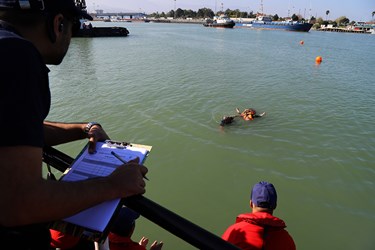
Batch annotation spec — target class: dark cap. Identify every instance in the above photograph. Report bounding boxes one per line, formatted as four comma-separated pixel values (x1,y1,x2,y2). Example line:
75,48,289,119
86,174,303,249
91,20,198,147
111,207,140,237
0,0,93,20
251,181,277,209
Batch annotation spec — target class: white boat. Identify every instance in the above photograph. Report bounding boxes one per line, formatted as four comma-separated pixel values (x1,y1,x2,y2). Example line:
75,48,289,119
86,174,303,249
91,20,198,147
203,14,235,28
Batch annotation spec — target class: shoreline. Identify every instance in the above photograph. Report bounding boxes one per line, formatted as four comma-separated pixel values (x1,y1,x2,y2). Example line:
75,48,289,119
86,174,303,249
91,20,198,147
91,18,374,34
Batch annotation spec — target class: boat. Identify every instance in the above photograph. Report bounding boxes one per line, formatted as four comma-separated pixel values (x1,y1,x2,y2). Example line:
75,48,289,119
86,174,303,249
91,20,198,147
235,15,313,32
72,0,129,37
73,26,130,37
203,14,236,28
73,20,129,37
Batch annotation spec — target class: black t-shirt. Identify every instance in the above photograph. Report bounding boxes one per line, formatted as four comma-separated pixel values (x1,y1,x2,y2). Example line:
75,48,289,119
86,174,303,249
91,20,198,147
0,23,50,148
0,23,51,249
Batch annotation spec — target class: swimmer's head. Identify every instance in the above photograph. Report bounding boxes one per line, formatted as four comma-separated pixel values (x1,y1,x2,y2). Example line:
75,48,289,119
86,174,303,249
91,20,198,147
220,116,234,126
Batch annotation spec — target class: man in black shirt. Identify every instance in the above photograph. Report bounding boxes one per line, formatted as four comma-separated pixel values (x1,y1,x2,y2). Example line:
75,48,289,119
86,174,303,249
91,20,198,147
0,1,148,249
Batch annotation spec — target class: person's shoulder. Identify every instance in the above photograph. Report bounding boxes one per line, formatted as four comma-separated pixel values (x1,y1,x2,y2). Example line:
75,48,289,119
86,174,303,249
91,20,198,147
0,29,37,54
0,36,36,50
225,214,252,229
1,27,21,42
274,229,296,250
0,36,36,53
0,35,42,69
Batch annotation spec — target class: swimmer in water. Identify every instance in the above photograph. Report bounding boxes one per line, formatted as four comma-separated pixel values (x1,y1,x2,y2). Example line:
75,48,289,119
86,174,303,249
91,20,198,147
220,107,265,127
236,108,265,121
220,115,237,126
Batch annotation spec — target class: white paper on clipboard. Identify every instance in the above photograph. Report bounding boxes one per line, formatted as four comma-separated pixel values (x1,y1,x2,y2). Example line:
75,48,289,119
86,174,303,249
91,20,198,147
60,140,151,232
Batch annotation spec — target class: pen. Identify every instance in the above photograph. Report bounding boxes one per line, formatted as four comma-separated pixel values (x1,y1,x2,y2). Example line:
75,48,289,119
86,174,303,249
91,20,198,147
111,151,149,180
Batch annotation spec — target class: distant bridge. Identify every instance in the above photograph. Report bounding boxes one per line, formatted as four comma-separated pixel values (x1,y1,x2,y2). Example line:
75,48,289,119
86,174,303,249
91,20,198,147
91,12,147,19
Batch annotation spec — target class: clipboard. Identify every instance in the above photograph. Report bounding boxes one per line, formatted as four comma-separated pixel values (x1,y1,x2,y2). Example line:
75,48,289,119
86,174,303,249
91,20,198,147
49,140,152,243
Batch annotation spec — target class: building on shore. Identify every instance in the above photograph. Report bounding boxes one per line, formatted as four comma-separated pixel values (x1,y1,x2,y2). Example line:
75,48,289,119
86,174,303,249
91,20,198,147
317,23,374,34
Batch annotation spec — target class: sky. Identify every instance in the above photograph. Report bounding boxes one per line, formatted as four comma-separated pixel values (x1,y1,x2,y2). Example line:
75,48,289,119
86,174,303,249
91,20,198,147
86,1,374,22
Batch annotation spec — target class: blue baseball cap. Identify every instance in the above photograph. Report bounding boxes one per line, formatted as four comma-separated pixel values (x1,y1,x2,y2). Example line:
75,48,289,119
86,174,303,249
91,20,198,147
0,0,93,20
251,181,277,209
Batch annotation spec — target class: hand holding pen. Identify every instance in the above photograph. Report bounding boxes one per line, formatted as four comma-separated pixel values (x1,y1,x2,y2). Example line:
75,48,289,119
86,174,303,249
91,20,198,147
107,158,148,197
111,151,149,180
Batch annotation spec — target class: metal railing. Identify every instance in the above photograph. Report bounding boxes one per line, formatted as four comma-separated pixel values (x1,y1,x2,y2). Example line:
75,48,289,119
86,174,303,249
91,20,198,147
43,146,241,250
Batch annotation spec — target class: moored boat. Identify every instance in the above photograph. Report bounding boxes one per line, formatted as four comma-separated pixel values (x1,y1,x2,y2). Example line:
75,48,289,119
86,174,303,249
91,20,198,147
235,15,313,32
73,26,130,37
203,14,235,28
72,20,130,37
72,0,129,37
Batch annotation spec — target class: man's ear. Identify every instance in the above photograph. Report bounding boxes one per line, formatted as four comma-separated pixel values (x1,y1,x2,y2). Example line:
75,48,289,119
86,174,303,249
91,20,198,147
54,14,65,37
250,200,254,208
47,14,64,43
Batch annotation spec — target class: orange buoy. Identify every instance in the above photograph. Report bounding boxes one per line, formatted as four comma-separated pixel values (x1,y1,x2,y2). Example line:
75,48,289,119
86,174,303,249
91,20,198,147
300,40,304,45
315,56,323,64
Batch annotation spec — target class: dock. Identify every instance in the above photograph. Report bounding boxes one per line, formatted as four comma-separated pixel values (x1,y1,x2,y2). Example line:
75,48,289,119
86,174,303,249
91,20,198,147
316,27,371,34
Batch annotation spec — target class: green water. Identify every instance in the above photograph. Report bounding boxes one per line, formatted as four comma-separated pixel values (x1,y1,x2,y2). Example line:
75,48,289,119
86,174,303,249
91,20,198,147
47,22,375,249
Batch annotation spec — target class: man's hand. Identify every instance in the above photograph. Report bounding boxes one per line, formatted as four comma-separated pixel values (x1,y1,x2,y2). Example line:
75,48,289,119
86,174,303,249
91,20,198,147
139,236,149,247
109,158,148,198
86,124,110,153
150,240,164,250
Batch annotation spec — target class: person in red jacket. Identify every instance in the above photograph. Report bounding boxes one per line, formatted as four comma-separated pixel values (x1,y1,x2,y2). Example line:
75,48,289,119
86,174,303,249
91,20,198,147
222,181,296,250
108,207,163,250
50,207,163,250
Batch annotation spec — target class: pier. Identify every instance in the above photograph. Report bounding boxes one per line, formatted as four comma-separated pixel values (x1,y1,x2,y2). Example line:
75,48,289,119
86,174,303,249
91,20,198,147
316,27,371,34
316,24,374,34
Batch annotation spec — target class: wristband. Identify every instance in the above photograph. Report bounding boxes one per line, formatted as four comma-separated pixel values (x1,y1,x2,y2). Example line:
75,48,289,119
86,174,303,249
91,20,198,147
84,122,101,134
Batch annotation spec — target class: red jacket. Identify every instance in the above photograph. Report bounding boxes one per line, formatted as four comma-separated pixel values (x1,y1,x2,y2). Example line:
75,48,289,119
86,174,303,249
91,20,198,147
108,232,146,250
50,229,80,249
222,212,296,250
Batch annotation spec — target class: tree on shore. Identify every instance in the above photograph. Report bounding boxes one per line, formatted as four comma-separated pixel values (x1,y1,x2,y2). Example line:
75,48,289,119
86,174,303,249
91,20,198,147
249,11,257,18
175,8,184,18
147,7,364,23
196,8,214,18
335,16,350,26
151,7,254,19
223,8,249,18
